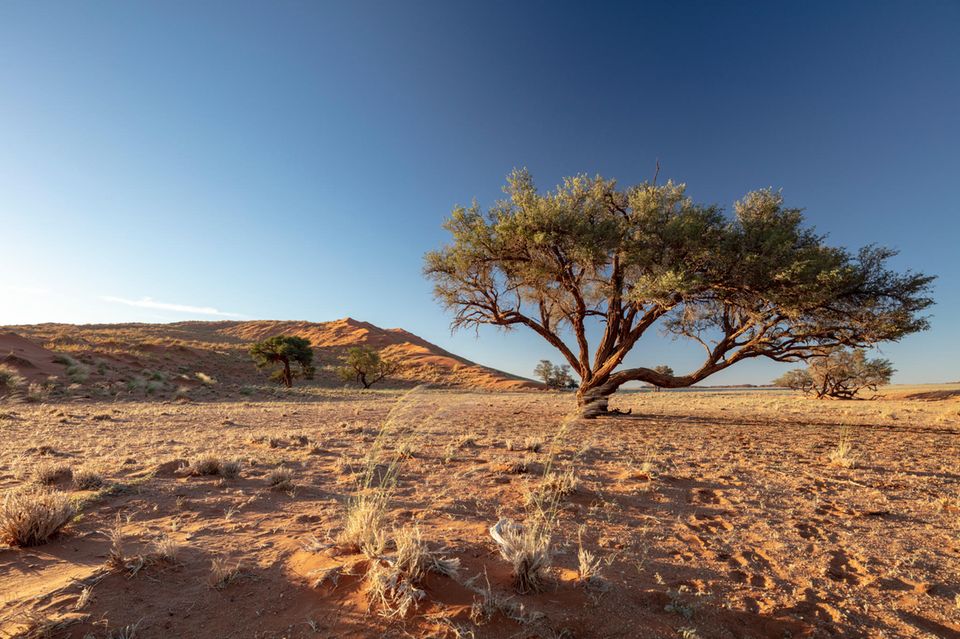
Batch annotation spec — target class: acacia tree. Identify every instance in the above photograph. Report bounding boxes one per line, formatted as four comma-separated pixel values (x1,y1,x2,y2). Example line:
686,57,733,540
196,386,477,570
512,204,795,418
249,336,315,388
651,365,674,392
337,346,401,389
424,170,933,417
774,348,894,399
534,360,576,389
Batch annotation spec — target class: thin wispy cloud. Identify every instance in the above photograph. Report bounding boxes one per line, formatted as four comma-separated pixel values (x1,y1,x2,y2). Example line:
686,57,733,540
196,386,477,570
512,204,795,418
100,296,243,318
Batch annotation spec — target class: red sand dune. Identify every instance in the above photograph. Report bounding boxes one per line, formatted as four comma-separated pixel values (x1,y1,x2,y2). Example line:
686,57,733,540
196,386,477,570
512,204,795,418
1,318,541,391
0,331,64,381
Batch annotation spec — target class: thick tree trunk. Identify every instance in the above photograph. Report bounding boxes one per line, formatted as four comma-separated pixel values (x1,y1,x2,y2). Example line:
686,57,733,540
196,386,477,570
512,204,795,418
282,360,292,388
576,379,619,418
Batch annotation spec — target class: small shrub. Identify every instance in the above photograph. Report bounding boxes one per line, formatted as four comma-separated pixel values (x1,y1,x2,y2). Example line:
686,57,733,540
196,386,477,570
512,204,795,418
209,556,241,588
0,486,76,546
74,468,105,490
267,466,294,490
0,364,25,397
340,492,389,556
828,427,859,468
366,526,459,618
186,457,222,476
33,460,73,485
220,460,242,479
489,518,551,593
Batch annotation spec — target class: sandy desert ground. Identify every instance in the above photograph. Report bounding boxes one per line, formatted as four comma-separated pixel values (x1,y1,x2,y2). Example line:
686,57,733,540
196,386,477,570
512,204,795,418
1,386,959,639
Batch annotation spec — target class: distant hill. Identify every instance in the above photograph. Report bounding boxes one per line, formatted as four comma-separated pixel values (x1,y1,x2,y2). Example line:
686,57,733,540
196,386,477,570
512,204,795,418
0,318,541,397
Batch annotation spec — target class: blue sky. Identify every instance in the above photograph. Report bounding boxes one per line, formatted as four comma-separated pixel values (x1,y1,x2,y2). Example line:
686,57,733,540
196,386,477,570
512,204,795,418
1,1,957,384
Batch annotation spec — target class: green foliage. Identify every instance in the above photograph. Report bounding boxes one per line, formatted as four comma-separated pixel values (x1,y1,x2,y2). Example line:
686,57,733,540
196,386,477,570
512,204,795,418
425,170,933,411
337,346,400,389
650,365,674,391
249,336,315,388
774,348,894,399
534,360,576,388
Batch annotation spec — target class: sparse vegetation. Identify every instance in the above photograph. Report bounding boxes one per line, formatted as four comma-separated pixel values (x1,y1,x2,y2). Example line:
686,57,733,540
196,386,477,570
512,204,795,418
250,335,315,388
533,360,576,389
828,426,859,468
365,526,459,617
337,346,402,389
775,348,895,399
0,486,76,546
0,363,25,398
73,467,104,490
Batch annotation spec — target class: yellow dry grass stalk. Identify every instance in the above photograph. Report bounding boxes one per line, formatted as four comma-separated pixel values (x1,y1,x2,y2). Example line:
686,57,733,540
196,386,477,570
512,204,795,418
338,386,428,556
828,425,859,468
365,525,459,618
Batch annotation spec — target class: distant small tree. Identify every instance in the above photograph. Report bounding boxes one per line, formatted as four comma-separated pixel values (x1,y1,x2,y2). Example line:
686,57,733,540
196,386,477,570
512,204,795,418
534,360,555,386
338,346,401,389
534,360,576,389
774,349,894,399
651,365,674,392
249,336,315,388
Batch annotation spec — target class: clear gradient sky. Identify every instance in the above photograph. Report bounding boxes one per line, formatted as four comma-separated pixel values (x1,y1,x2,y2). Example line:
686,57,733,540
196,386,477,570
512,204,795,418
1,1,958,385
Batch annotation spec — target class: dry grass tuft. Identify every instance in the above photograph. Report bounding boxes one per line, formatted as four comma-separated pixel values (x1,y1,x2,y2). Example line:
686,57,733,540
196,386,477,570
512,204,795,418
209,556,241,588
150,535,181,562
33,460,73,485
73,467,105,490
340,491,390,556
266,466,294,490
219,459,242,479
828,426,859,468
184,456,241,479
365,526,459,617
0,486,76,546
489,518,551,593
0,364,25,397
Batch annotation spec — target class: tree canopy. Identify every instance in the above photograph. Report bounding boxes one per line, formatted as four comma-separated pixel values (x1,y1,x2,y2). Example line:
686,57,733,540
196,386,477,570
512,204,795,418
424,170,934,416
534,360,576,389
249,336,315,388
774,348,894,399
337,346,401,389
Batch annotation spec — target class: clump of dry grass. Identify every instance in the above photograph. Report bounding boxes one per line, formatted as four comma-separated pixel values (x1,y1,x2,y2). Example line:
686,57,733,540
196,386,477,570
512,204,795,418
0,364,25,397
32,460,73,485
828,426,859,468
184,456,241,479
0,486,76,546
338,391,422,556
489,518,551,593
525,468,578,508
150,535,180,562
220,460,242,479
576,527,604,590
209,556,241,588
340,489,390,556
73,467,105,490
366,526,459,618
266,466,294,490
